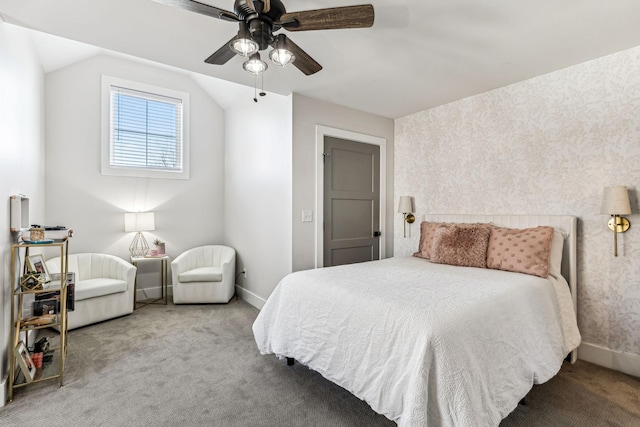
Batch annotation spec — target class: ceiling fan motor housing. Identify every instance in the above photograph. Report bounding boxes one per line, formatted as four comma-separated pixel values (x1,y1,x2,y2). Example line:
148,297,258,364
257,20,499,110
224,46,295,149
235,0,287,50
249,19,273,50
234,0,286,20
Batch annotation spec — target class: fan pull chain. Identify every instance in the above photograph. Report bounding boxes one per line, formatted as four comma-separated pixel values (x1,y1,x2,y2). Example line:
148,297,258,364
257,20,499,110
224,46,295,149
253,74,258,102
253,73,267,102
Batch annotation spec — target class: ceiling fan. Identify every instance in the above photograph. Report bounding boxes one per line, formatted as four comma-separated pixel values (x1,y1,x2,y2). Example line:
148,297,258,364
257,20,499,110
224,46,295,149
152,0,375,76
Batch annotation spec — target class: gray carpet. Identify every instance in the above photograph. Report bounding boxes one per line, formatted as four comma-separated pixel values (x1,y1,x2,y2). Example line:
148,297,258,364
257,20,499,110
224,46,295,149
1,299,638,426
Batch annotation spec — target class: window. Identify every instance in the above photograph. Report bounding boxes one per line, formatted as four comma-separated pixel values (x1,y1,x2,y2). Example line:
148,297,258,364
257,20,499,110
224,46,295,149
101,76,190,179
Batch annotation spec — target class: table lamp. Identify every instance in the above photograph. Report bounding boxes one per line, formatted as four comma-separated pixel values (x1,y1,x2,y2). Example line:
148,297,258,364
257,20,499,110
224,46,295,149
124,212,155,257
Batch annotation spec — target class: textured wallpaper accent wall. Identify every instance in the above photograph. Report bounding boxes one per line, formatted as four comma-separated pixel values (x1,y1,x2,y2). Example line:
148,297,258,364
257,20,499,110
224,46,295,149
394,46,640,357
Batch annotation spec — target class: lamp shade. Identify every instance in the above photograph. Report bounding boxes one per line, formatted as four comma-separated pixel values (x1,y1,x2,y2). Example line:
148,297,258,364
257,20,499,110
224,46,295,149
269,48,295,66
243,53,268,76
231,37,259,57
600,186,631,215
230,22,258,57
397,196,414,214
124,212,155,232
269,34,295,66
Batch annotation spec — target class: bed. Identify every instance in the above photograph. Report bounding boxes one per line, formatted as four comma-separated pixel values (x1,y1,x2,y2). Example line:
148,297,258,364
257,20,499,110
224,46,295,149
253,214,581,426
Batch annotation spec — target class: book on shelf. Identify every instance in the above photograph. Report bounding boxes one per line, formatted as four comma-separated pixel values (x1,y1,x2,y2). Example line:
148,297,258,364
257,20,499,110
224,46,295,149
39,272,75,312
33,296,59,316
44,228,73,240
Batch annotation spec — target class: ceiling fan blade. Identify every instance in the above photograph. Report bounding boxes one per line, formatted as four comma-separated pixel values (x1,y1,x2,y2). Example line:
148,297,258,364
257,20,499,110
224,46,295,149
152,0,238,22
204,36,238,64
279,36,322,75
280,4,374,32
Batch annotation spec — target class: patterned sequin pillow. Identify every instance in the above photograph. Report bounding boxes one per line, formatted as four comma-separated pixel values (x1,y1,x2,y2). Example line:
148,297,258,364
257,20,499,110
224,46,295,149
430,224,491,268
486,225,554,277
413,221,449,260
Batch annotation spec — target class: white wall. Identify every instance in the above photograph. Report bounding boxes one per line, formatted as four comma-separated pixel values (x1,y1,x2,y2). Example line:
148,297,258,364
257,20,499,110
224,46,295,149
291,94,395,272
394,46,640,377
224,93,293,308
0,23,46,406
44,54,226,295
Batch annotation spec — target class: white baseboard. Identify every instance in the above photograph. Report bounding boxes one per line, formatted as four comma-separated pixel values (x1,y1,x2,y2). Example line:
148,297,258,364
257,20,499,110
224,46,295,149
579,342,640,378
235,285,266,310
0,375,7,407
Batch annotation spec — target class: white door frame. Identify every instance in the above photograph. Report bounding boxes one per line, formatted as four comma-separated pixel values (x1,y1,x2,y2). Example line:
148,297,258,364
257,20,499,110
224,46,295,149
315,125,387,268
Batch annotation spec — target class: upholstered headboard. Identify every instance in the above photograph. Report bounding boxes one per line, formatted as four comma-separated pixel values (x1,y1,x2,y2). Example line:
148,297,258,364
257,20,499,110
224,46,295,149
424,214,578,361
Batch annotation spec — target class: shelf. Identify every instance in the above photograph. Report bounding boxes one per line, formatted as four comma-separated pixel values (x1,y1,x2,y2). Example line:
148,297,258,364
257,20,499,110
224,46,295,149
14,280,64,295
19,314,63,332
15,238,69,246
12,347,63,389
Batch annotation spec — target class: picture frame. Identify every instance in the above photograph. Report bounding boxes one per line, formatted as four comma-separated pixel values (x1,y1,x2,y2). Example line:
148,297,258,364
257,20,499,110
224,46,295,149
26,254,50,283
14,341,36,383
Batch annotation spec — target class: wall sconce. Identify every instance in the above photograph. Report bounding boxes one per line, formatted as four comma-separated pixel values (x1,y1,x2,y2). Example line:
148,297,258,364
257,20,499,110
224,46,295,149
600,186,631,257
397,196,415,238
124,212,156,257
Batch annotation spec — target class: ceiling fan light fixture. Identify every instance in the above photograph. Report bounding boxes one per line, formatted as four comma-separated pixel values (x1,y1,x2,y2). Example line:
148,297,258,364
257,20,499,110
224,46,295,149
269,48,295,66
230,37,259,57
231,21,259,57
160,0,374,79
269,33,295,67
243,53,268,75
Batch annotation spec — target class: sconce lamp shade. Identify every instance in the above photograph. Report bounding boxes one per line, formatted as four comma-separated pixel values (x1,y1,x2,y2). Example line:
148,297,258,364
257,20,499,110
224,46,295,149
124,212,155,232
600,186,631,215
600,186,631,257
398,196,416,238
397,196,415,214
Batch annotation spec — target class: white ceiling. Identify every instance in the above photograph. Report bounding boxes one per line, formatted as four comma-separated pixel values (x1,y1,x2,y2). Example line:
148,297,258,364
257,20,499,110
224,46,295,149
2,0,640,119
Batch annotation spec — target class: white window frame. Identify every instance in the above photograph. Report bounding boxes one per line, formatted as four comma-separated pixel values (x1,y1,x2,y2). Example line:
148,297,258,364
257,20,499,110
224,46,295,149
101,75,190,179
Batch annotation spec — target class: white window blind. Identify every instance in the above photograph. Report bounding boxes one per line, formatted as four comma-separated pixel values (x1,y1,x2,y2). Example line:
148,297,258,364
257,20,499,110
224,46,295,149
101,76,190,179
111,86,182,171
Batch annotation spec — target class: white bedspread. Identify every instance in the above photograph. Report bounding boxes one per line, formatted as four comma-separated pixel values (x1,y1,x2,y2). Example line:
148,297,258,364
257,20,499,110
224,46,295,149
253,257,581,426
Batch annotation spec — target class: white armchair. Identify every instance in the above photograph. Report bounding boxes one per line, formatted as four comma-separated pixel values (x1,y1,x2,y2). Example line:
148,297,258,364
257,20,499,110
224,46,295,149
171,245,236,304
46,253,136,330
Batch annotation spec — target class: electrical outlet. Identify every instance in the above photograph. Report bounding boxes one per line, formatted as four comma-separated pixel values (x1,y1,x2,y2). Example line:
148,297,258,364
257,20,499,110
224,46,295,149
242,268,247,279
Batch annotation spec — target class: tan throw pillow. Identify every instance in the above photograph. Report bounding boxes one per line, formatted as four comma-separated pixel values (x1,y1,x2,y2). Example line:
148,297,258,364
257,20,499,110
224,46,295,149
486,225,554,277
430,224,491,268
413,221,448,260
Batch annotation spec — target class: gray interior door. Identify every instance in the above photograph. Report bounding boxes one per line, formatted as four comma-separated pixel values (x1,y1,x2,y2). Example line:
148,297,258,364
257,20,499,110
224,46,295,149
323,136,380,267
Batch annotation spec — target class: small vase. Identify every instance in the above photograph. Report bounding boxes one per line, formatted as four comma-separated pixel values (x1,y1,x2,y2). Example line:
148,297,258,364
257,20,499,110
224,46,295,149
156,244,165,255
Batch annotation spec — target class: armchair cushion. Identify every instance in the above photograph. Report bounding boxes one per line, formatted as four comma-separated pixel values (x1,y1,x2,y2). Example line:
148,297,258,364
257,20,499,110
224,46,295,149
171,245,236,304
75,278,128,300
178,267,223,283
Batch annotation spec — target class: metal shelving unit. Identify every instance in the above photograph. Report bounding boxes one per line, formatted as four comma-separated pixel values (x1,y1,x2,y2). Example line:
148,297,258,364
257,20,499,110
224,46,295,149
9,238,70,401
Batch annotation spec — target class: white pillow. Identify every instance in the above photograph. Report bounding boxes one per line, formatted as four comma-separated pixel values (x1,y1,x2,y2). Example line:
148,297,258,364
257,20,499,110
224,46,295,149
549,229,565,279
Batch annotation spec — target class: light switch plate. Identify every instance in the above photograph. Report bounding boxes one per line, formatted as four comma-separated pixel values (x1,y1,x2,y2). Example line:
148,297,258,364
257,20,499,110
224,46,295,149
302,210,313,222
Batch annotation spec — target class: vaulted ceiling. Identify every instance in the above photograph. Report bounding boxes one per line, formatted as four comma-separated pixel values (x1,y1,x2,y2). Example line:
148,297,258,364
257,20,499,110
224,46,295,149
2,0,640,118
